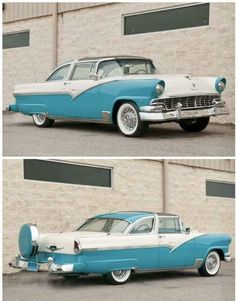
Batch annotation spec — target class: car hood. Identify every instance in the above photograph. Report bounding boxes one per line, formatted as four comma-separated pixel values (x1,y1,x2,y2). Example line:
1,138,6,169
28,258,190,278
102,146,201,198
119,73,220,97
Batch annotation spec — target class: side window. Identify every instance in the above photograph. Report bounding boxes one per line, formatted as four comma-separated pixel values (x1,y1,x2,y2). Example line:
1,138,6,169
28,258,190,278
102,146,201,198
70,63,95,80
158,218,181,234
47,65,70,81
128,218,154,234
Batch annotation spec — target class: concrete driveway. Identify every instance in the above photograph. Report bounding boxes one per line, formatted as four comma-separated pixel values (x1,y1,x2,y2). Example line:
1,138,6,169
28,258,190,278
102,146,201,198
3,261,235,301
3,112,235,157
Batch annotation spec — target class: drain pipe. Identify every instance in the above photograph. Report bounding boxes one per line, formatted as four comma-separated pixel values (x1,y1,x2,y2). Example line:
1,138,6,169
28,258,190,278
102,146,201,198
52,3,58,69
163,160,169,213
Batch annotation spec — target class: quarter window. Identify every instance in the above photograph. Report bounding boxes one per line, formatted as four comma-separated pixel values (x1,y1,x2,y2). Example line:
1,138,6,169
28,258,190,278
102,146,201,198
158,218,181,234
47,64,70,81
129,218,154,234
70,63,96,80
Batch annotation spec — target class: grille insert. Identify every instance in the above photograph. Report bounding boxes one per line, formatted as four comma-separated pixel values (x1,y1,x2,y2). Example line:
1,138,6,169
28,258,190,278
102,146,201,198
158,95,221,111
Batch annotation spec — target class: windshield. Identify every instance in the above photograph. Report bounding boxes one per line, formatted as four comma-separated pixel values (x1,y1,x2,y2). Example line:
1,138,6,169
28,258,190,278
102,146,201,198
97,59,156,78
77,218,129,234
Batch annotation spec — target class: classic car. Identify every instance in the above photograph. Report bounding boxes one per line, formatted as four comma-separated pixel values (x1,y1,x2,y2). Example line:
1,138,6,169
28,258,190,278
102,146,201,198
10,211,231,284
7,55,228,137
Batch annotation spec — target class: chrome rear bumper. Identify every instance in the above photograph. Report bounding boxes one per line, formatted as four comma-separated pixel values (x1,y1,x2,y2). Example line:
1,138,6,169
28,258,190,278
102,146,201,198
139,103,229,122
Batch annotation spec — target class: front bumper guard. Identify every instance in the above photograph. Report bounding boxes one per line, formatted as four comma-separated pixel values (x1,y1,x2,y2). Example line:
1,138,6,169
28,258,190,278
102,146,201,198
139,100,229,122
224,253,232,263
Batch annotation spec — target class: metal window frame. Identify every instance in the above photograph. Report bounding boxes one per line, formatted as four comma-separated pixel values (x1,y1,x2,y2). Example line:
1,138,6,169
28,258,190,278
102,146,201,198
122,2,210,36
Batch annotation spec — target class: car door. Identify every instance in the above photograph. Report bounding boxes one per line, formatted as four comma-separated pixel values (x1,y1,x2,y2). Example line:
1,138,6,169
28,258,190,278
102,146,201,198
63,62,103,119
158,217,197,268
125,217,160,270
37,63,74,117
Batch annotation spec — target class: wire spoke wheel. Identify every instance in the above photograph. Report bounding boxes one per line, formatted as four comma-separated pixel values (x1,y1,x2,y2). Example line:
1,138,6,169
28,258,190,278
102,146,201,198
32,113,54,127
117,102,148,137
104,269,131,284
198,251,221,277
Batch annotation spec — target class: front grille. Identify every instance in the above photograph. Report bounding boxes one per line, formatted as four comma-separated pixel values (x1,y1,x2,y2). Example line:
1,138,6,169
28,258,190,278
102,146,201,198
158,95,221,111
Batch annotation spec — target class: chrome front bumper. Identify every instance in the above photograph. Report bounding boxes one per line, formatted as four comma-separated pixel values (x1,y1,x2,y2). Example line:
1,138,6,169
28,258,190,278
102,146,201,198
139,103,229,122
224,253,232,263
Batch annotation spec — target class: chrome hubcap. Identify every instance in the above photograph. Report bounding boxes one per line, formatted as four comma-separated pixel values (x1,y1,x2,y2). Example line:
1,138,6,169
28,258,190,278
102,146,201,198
35,114,46,123
121,108,137,130
206,254,218,272
113,270,128,279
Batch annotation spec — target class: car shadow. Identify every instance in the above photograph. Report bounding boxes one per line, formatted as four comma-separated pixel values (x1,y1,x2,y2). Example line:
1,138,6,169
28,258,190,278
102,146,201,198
47,270,200,288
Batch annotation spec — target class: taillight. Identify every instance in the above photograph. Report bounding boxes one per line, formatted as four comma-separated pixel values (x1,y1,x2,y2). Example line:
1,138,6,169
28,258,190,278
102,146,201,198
74,239,81,254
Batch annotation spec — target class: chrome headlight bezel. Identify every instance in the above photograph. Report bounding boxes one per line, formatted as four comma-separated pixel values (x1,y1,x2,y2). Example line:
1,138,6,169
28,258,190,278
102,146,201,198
215,77,226,93
156,82,165,96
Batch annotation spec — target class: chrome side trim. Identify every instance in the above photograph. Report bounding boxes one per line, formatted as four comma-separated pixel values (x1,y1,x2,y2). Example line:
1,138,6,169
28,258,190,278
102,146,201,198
47,115,112,125
135,259,203,273
81,244,172,253
102,111,111,122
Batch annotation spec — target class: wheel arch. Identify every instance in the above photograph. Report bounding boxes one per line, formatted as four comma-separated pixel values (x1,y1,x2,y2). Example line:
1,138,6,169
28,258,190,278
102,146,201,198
204,247,225,261
112,99,138,124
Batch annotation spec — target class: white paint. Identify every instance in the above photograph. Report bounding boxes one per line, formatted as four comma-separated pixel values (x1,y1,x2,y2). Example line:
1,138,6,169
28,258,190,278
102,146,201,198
38,229,205,255
13,73,220,100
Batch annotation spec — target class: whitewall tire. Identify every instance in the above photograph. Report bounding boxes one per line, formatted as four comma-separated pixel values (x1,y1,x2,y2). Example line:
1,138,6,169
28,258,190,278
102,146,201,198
104,269,131,285
32,113,54,127
198,251,221,277
117,102,148,137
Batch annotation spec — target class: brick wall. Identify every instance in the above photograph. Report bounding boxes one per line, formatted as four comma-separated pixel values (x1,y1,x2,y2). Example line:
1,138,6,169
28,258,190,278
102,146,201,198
3,2,235,123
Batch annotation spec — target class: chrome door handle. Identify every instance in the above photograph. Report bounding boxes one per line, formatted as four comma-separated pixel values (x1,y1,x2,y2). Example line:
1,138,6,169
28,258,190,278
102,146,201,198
158,235,166,238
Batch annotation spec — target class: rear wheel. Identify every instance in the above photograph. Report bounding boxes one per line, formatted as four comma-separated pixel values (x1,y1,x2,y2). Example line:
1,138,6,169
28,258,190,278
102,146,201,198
103,269,131,285
32,113,54,127
198,251,221,277
117,102,149,137
179,117,209,132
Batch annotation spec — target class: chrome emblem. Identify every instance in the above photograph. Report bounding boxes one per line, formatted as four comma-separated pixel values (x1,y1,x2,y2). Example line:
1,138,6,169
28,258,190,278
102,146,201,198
46,245,64,252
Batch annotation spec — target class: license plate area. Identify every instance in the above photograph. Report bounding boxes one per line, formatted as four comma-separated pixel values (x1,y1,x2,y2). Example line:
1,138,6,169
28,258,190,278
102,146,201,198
27,261,39,272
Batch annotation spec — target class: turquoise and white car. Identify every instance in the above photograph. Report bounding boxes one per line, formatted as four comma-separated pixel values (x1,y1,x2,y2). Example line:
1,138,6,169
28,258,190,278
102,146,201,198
7,56,228,137
10,211,232,284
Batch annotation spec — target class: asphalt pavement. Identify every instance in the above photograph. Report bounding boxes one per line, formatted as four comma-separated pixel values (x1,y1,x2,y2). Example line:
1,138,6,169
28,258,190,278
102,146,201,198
3,261,235,301
3,112,235,157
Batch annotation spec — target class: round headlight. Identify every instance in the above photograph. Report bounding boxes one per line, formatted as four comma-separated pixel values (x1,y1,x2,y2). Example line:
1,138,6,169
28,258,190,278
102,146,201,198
217,81,225,92
156,83,165,96
215,78,226,93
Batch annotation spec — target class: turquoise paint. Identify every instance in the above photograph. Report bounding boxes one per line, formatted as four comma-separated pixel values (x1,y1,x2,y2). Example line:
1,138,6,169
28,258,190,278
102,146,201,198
215,77,226,93
10,79,163,122
21,233,231,275
18,224,35,258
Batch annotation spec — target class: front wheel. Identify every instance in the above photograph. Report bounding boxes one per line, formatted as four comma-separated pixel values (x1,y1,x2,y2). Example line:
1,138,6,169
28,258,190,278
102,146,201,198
103,269,131,285
179,117,210,132
117,102,149,137
32,113,54,128
198,251,221,277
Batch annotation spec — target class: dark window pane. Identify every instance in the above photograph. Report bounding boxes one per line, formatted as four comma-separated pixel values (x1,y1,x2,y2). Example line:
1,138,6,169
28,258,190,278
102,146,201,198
24,160,112,188
3,30,30,49
206,181,235,198
124,4,209,35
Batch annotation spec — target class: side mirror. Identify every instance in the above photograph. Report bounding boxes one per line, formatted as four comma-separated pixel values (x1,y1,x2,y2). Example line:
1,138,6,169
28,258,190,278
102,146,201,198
89,73,99,80
185,227,190,234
